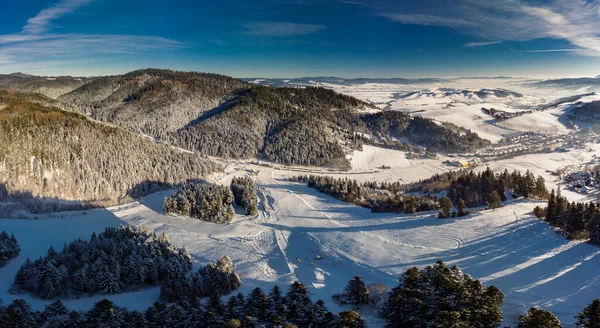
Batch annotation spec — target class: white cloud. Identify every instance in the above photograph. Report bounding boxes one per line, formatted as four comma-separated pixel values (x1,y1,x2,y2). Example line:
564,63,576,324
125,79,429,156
0,0,182,73
243,22,326,36
465,41,502,48
380,0,600,56
23,0,94,34
379,13,474,28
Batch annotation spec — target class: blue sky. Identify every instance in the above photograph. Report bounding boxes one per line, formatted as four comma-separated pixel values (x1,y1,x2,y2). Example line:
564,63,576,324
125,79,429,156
1,0,600,78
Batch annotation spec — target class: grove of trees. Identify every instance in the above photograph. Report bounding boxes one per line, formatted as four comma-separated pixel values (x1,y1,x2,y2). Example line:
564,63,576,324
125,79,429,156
159,256,241,303
290,175,439,214
378,261,504,328
536,188,600,241
0,231,20,267
230,177,258,215
12,226,193,299
163,183,235,223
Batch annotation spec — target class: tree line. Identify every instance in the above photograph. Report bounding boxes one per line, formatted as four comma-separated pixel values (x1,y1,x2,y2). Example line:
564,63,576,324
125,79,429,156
0,281,367,328
0,231,20,267
289,175,439,214
535,188,600,241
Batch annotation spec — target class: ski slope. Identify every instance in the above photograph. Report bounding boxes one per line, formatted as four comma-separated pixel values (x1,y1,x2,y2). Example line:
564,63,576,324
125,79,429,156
2,162,600,326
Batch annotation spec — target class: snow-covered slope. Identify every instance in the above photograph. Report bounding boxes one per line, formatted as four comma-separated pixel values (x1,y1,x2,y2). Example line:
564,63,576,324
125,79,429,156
2,161,600,327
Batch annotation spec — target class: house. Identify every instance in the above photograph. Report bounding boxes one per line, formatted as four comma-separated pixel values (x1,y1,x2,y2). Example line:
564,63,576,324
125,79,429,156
450,160,469,168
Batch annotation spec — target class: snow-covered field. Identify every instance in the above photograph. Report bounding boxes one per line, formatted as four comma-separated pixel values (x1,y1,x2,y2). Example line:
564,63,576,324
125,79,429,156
2,159,600,326
325,77,600,143
2,78,600,327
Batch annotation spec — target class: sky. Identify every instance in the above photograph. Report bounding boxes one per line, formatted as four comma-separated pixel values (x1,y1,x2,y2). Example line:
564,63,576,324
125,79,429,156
1,0,600,78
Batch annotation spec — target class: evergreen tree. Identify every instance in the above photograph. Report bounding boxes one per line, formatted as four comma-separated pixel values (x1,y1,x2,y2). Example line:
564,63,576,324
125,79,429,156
379,261,503,328
439,196,452,218
2,299,37,328
577,299,600,328
338,310,366,328
342,276,369,307
516,307,562,328
0,231,20,267
489,191,501,210
457,198,466,217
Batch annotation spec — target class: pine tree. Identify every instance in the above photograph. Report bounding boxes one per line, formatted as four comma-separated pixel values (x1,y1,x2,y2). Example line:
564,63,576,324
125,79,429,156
2,299,37,328
489,191,501,210
516,307,562,328
408,196,416,214
379,261,503,328
457,198,466,217
439,196,452,218
343,276,369,307
338,310,366,328
577,299,600,328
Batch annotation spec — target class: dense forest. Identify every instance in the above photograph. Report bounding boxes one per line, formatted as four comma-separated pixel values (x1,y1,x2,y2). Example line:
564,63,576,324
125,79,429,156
53,69,491,168
12,226,192,299
0,231,20,267
0,282,367,328
0,90,219,215
289,175,440,213
230,177,258,215
163,183,235,223
361,112,491,152
535,189,600,241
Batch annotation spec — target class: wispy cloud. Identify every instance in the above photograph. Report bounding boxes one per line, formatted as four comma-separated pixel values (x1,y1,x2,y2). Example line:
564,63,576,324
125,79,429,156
0,0,182,74
243,22,326,36
465,41,501,48
380,0,600,56
339,0,369,6
379,13,473,28
521,49,581,53
23,0,93,34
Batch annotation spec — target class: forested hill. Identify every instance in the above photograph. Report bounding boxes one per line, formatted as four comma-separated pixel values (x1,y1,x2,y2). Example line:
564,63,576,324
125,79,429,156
0,90,219,214
0,73,93,99
55,68,490,167
58,69,249,140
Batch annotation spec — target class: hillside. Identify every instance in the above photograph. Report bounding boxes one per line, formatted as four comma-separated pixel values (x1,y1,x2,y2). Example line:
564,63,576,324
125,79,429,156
57,69,490,167
0,73,93,99
0,90,219,214
59,69,248,140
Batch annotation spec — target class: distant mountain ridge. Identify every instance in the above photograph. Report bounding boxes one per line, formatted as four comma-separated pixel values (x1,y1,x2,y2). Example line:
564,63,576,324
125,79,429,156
0,73,94,98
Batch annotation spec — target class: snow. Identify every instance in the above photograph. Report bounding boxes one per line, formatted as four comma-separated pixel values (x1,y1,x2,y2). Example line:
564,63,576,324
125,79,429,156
3,77,600,326
2,160,600,326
